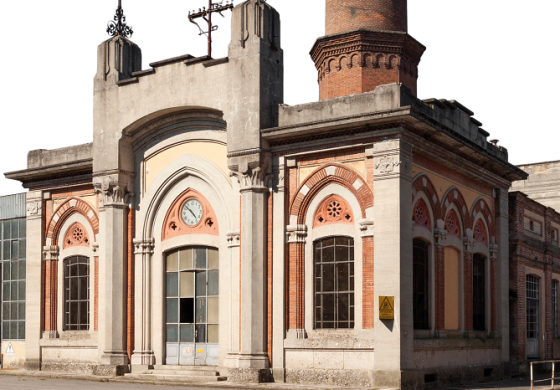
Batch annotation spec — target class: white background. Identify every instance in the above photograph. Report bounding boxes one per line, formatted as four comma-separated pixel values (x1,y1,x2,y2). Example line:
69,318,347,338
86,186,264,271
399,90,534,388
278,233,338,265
0,0,558,196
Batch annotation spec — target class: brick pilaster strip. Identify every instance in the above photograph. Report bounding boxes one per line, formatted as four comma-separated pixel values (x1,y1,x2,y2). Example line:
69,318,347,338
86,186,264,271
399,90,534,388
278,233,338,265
362,236,374,329
435,245,445,330
464,252,473,330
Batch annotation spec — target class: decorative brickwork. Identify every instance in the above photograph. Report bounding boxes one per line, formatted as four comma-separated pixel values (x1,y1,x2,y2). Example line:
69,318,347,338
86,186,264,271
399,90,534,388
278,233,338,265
62,223,91,249
463,252,474,330
326,0,408,35
162,188,219,240
445,209,461,238
474,220,488,245
441,187,471,233
46,197,100,245
313,194,354,228
362,236,374,328
413,198,431,231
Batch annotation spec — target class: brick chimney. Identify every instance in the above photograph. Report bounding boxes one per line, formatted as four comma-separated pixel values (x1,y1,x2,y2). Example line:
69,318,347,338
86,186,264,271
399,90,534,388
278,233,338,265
311,0,426,100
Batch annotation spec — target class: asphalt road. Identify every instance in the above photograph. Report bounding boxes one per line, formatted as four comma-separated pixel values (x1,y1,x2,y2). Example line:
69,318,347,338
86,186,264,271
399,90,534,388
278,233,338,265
0,376,223,390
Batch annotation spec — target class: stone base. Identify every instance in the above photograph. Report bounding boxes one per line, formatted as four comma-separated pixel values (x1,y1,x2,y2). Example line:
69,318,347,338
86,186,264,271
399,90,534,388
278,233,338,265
286,369,373,387
272,368,285,383
42,362,96,374
228,368,271,383
24,360,41,371
93,364,129,377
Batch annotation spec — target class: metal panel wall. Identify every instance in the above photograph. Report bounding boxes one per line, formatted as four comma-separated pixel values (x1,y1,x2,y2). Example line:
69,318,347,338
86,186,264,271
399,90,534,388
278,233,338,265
0,193,26,221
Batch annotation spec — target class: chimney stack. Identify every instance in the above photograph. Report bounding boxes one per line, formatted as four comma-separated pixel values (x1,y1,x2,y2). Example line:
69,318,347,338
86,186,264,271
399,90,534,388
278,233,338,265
311,0,425,100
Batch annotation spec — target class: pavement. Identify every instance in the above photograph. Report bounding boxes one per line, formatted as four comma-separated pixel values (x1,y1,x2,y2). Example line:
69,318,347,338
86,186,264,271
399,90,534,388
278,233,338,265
1,369,559,390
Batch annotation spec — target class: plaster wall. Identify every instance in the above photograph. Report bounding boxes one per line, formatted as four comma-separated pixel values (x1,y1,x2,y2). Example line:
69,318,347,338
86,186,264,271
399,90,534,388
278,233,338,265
1,341,26,368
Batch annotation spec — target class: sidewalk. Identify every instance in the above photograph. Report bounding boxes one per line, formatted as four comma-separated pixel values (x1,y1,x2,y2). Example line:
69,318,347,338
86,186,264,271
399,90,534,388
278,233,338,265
440,376,560,390
0,369,379,390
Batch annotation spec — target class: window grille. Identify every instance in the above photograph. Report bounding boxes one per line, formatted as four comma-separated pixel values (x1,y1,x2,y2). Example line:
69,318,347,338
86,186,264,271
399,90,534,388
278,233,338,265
526,275,540,339
1,218,26,341
64,256,90,331
473,254,486,331
413,239,430,330
314,237,354,329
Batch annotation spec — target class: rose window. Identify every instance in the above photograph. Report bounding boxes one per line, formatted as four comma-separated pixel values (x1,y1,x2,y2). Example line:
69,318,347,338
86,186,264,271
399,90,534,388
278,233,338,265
327,201,343,218
73,227,84,243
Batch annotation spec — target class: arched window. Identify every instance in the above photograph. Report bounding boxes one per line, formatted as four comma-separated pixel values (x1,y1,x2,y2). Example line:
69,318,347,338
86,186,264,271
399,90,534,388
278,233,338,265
473,254,486,331
526,275,540,358
64,256,90,331
413,239,430,330
314,237,354,329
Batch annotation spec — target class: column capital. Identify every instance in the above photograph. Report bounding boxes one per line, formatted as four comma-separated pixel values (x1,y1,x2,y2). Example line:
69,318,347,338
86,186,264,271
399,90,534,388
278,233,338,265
229,150,272,192
42,245,59,261
133,238,155,255
227,230,241,248
286,224,307,244
359,218,374,237
490,243,499,260
434,228,447,246
93,175,134,208
26,191,43,220
463,237,475,253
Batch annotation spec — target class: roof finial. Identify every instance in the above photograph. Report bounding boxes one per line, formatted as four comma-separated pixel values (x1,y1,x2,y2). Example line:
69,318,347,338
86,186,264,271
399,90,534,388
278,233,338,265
107,0,134,38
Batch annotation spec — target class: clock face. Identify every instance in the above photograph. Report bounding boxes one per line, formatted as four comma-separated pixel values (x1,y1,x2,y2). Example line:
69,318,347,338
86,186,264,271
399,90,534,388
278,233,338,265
181,199,203,226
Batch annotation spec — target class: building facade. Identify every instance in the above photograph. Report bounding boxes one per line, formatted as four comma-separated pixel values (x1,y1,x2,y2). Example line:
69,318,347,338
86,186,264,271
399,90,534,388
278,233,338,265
3,1,533,389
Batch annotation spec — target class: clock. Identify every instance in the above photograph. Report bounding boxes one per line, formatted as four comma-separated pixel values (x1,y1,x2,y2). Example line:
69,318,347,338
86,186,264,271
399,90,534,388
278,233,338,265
181,199,203,226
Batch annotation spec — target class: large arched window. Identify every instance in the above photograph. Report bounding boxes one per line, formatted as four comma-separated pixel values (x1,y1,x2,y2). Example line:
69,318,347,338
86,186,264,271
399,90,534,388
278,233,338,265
64,256,90,331
413,239,430,330
473,254,486,331
314,237,354,329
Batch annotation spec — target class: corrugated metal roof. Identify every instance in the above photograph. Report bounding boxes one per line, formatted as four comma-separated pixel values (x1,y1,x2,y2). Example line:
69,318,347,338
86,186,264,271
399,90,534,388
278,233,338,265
0,193,27,220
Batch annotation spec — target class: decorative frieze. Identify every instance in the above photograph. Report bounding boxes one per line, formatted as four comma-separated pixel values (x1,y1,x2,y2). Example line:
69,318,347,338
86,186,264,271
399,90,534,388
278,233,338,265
42,245,60,261
133,238,155,255
372,139,412,181
227,230,241,248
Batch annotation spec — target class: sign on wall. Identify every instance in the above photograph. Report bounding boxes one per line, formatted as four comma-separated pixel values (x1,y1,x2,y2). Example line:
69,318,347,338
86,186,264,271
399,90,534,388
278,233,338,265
6,343,14,356
379,296,394,320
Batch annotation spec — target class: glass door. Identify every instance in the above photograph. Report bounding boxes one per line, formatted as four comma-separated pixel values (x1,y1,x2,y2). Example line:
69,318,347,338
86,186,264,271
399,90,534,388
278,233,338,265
166,247,219,366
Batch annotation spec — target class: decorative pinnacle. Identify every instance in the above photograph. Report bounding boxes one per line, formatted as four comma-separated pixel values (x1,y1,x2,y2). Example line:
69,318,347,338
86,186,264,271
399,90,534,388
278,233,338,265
107,0,133,38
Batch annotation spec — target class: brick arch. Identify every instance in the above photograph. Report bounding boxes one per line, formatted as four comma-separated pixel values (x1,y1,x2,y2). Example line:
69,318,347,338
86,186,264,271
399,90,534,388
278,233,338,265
46,197,99,246
444,209,461,238
441,186,471,232
413,198,431,231
412,174,441,220
471,197,495,237
290,163,372,224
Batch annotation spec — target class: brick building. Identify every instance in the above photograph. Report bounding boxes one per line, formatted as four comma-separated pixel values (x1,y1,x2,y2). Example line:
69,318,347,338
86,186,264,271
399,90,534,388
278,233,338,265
0,0,545,389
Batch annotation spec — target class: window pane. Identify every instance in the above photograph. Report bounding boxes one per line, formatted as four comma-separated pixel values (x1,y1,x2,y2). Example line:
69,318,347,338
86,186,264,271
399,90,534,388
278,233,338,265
18,240,26,259
196,272,207,297
18,281,25,301
322,264,334,292
208,249,219,270
322,294,335,322
79,277,88,300
18,302,25,320
2,321,9,339
208,324,219,343
11,302,18,320
167,251,179,272
10,321,17,339
335,245,348,262
3,221,11,240
208,270,219,296
180,324,194,342
195,248,206,269
3,262,10,281
3,282,10,301
167,299,179,323
336,263,349,292
195,324,206,343
180,272,195,298
11,221,19,239
208,297,219,323
180,298,195,324
17,320,25,339
196,297,207,323
10,260,18,280
11,282,17,301
79,302,88,327
11,241,18,260
70,302,78,324
166,324,178,342
322,246,334,263
338,294,349,322
179,249,192,270
19,219,26,239
2,240,9,261
3,302,10,320
166,273,178,297
18,260,26,280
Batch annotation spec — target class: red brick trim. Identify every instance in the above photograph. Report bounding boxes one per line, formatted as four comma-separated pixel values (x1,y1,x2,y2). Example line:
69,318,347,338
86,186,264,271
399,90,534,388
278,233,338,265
464,252,474,331
435,246,445,330
46,197,99,244
441,187,471,233
412,174,441,220
362,236,374,329
471,197,495,238
413,198,431,231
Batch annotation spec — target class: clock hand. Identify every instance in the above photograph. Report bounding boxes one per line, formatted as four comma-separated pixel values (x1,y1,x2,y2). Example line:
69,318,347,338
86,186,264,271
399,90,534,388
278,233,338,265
185,205,198,219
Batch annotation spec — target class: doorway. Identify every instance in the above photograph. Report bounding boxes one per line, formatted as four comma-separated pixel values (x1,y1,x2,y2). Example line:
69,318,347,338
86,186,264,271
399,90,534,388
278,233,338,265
526,274,540,358
165,247,219,366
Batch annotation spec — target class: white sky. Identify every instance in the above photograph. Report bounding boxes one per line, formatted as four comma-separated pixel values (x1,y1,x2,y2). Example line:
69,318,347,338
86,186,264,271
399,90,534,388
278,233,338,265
0,0,558,196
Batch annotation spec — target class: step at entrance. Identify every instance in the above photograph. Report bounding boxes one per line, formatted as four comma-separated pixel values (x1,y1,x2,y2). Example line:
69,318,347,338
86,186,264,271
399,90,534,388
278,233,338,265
124,365,226,383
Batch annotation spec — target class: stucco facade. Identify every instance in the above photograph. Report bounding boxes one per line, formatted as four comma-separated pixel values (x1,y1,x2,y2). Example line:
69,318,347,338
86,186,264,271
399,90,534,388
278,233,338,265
2,1,534,389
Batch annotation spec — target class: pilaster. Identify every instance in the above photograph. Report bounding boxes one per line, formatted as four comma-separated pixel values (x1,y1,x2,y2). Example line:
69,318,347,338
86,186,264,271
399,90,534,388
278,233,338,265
131,238,156,366
495,188,510,362
286,224,307,340
94,178,133,366
228,151,271,381
24,191,42,370
372,138,413,388
42,245,59,339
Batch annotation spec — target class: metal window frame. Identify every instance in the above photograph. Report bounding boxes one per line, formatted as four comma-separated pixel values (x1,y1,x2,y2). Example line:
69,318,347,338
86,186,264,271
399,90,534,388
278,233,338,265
63,256,90,331
413,239,430,330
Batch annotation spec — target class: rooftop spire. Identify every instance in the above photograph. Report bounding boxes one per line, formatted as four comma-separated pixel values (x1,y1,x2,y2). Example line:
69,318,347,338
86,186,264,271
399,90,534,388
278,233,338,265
107,0,134,38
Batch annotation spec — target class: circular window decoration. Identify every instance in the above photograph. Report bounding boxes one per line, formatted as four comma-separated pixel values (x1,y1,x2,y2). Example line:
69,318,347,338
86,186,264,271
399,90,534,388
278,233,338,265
327,201,343,218
73,227,84,242
314,195,354,228
181,198,204,226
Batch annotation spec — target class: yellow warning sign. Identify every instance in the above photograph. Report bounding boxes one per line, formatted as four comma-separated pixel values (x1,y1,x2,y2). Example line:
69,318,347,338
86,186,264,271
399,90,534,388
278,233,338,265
379,296,394,320
197,349,204,353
